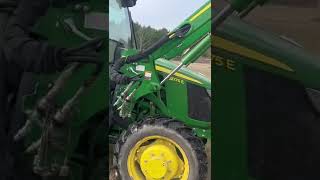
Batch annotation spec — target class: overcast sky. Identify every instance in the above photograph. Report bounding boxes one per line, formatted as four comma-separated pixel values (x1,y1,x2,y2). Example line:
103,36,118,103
130,0,209,31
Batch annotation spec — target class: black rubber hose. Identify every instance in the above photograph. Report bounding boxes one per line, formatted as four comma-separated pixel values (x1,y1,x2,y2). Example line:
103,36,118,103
109,34,170,84
109,35,170,84
110,65,132,85
125,24,191,64
110,24,191,84
125,35,170,63
109,41,131,84
61,38,105,75
110,55,132,84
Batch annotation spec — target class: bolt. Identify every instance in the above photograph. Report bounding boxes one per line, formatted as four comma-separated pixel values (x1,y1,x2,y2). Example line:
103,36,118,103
168,160,172,163
144,160,148,163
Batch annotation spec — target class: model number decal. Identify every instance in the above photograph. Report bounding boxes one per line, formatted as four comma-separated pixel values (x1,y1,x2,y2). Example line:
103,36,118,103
169,77,185,84
213,55,236,71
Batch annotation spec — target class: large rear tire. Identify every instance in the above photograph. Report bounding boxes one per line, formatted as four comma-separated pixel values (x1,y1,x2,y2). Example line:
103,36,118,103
113,117,208,180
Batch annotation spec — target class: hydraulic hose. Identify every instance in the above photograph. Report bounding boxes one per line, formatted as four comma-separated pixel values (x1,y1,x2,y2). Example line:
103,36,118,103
125,24,190,64
110,60,132,85
110,24,191,85
110,41,132,85
125,35,170,64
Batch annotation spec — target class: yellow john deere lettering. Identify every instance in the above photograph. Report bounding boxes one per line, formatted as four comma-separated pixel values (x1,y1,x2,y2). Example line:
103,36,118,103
155,65,203,84
190,3,211,22
212,36,294,72
213,55,236,71
169,77,185,84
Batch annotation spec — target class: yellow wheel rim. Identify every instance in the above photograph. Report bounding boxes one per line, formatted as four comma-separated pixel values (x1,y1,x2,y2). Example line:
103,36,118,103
127,135,190,180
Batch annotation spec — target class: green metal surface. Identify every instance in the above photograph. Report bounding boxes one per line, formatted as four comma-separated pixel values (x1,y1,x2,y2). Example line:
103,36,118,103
33,1,108,124
215,15,320,89
21,1,108,179
152,1,211,61
113,0,212,137
21,0,212,178
212,62,248,180
155,58,211,88
212,3,320,180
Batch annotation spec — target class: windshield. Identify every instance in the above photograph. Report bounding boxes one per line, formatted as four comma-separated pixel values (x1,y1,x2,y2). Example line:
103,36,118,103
109,0,133,48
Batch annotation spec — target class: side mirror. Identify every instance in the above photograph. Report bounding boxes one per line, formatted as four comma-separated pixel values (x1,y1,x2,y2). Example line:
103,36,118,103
120,0,137,7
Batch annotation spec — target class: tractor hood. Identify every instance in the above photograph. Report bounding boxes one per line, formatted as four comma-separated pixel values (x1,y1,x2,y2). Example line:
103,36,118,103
155,58,211,89
213,15,320,89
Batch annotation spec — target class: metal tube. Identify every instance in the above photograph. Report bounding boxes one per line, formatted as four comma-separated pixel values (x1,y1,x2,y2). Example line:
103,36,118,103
182,34,211,66
160,63,184,85
212,4,235,32
160,34,211,85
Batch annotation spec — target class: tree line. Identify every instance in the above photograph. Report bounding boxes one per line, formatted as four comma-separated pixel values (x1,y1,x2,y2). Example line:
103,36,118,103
133,22,210,59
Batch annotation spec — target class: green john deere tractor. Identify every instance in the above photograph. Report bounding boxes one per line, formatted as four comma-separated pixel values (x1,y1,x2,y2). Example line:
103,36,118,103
15,0,212,179
109,0,211,179
213,0,320,180
17,0,320,179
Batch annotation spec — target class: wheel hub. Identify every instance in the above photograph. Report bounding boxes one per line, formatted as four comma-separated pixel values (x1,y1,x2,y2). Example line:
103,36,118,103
127,136,189,180
142,158,167,179
139,140,181,179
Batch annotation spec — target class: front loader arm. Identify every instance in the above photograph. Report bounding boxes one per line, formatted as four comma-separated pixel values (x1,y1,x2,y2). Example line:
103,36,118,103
151,1,211,61
145,0,269,61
